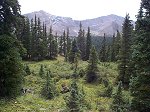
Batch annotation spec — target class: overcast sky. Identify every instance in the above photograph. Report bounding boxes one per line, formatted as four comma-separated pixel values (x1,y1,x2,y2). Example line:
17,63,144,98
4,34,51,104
18,0,141,21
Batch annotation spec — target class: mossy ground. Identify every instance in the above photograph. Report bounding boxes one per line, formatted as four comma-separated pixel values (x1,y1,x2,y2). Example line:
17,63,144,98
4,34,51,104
0,56,120,112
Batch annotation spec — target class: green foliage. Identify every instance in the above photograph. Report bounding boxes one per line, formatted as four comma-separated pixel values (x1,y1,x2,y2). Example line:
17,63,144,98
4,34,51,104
39,65,45,78
59,36,64,55
118,14,133,88
114,30,121,61
51,39,58,59
99,33,107,62
24,64,31,76
20,16,58,61
0,56,119,111
110,34,116,62
111,82,125,112
110,31,121,62
63,30,67,56
71,54,79,79
77,22,86,60
78,69,85,78
64,80,83,112
68,39,80,63
130,1,150,111
85,27,92,61
86,46,99,83
41,71,57,99
0,0,21,35
65,28,72,62
21,17,32,60
0,35,24,97
104,84,113,97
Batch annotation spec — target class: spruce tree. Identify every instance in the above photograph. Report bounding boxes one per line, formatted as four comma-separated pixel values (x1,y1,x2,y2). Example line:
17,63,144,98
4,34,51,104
41,71,57,99
72,53,79,78
114,30,121,61
0,0,22,35
118,14,133,88
99,33,107,62
86,46,99,83
37,17,44,60
41,23,48,59
48,26,53,59
51,39,58,59
130,0,150,111
30,18,34,59
68,39,80,63
63,30,67,56
111,82,125,112
111,34,116,61
59,36,64,55
0,35,24,97
53,32,59,58
77,22,86,60
85,27,92,61
0,0,24,97
66,28,71,61
31,15,40,60
64,80,82,112
105,45,111,62
21,17,31,60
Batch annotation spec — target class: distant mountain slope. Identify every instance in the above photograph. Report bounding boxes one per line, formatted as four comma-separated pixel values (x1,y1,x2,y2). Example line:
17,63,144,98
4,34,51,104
24,10,133,36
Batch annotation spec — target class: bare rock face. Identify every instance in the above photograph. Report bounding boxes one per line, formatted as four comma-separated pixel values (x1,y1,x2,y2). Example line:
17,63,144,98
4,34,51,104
24,10,134,36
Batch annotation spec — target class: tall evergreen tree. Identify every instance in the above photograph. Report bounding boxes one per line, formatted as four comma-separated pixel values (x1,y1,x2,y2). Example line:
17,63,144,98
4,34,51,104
118,14,133,88
105,45,111,62
77,22,86,60
63,30,67,56
111,82,125,112
41,23,48,59
37,17,44,60
0,0,22,35
21,17,31,60
31,15,39,60
0,0,24,97
114,30,121,61
111,34,116,61
85,27,92,61
53,32,59,58
66,28,71,61
59,35,64,55
86,46,99,83
51,39,58,59
30,18,34,59
0,35,24,97
68,39,80,63
47,26,53,59
99,33,107,62
130,1,150,111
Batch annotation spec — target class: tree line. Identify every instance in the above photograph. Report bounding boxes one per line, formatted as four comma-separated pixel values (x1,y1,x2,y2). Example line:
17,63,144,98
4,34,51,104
18,15,127,63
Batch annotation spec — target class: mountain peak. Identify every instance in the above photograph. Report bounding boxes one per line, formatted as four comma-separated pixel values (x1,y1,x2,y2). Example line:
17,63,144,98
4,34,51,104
24,11,131,36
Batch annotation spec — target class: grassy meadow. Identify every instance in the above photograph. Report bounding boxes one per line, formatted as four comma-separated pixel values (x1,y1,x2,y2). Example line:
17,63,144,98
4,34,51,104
0,56,121,112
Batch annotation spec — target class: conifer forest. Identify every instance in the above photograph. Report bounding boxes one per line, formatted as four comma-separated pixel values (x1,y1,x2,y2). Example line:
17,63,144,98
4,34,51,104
0,0,150,112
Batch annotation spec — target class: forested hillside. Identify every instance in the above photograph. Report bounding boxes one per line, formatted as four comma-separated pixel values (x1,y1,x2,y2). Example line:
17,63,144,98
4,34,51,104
0,0,150,112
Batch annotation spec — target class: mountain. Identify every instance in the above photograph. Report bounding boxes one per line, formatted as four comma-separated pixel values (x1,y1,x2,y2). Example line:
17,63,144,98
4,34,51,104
24,10,131,36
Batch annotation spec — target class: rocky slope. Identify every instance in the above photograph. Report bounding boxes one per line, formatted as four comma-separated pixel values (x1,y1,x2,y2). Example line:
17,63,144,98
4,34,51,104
24,10,133,36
